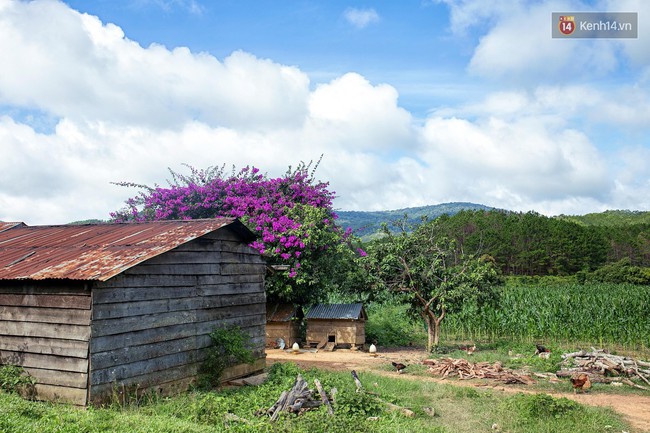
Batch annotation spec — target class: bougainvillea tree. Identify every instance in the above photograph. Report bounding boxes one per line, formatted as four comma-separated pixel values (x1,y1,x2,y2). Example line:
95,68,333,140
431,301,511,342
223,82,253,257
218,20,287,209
111,163,366,304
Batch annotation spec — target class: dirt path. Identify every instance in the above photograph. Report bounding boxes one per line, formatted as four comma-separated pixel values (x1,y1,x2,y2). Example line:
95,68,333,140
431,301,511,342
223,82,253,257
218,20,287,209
266,348,650,432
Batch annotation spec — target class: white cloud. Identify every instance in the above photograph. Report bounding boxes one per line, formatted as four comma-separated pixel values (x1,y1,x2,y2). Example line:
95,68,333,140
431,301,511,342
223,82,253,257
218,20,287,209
436,0,649,83
0,1,310,130
0,0,649,225
343,7,380,29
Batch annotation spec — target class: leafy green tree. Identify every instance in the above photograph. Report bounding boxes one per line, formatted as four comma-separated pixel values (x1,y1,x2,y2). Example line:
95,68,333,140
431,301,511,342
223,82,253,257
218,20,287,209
368,218,503,351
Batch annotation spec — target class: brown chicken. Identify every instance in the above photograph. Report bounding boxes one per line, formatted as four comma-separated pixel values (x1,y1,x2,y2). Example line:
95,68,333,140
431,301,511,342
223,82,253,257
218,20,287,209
391,361,407,374
570,373,592,393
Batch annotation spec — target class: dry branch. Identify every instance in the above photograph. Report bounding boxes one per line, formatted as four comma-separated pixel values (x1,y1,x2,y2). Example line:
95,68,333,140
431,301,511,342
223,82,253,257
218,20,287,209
314,379,334,416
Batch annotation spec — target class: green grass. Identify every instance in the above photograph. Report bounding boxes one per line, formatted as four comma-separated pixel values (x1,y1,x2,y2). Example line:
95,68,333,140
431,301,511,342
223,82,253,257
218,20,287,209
0,362,633,433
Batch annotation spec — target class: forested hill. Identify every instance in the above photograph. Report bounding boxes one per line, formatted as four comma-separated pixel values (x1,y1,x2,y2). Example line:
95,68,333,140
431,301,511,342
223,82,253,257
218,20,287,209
336,202,494,237
557,210,650,226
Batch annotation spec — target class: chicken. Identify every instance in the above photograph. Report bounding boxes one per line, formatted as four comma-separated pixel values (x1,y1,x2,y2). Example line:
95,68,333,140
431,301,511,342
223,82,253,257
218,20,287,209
570,373,592,393
391,361,407,373
459,344,476,355
534,344,550,355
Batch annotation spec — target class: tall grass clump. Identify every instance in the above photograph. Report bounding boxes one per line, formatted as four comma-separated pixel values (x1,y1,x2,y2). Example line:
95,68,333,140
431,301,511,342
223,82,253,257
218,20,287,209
443,283,650,350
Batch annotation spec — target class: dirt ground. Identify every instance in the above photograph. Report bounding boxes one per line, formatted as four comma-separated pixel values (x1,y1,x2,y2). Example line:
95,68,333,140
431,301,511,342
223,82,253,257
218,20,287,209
266,347,650,432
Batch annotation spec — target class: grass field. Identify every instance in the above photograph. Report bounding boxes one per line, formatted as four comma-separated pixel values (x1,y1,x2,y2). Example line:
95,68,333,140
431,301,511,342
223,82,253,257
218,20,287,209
0,361,633,433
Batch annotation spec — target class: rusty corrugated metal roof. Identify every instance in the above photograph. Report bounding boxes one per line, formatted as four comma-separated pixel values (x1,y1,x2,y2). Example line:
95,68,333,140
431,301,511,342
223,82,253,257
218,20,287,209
266,303,303,322
305,303,366,320
0,218,255,281
0,222,26,232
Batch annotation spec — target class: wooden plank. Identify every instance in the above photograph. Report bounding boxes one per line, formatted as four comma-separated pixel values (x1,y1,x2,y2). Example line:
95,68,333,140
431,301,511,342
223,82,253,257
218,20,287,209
0,293,90,309
92,323,266,370
92,285,198,304
90,314,265,353
99,275,198,289
91,310,196,337
91,351,199,386
90,362,202,404
92,303,265,337
0,350,87,372
91,292,266,320
0,320,91,341
0,335,89,358
0,284,90,296
90,358,265,405
220,263,265,275
94,280,264,305
91,323,197,353
124,263,222,276
34,383,87,406
197,282,264,296
221,357,266,382
0,305,91,325
91,336,198,370
143,250,261,265
198,274,263,285
24,367,88,388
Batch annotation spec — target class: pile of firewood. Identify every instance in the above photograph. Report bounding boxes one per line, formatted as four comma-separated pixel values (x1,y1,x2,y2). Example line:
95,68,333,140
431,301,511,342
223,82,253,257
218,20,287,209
422,357,535,385
260,371,416,420
557,348,650,390
260,374,335,421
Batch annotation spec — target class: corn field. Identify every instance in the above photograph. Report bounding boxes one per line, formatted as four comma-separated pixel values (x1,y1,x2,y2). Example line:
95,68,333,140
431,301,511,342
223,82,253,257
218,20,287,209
442,283,650,351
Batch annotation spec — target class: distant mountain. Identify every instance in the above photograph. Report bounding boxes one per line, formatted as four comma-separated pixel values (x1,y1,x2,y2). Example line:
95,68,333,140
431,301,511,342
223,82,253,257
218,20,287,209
336,202,495,238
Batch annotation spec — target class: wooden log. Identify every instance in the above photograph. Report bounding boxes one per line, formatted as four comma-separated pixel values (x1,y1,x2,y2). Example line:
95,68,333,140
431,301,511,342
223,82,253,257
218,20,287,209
622,378,649,391
269,391,288,421
269,374,311,421
380,398,415,417
314,378,334,415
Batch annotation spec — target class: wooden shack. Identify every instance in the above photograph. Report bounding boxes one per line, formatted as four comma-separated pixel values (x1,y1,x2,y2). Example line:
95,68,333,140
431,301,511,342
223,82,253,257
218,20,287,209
305,303,366,349
265,303,303,347
0,218,266,405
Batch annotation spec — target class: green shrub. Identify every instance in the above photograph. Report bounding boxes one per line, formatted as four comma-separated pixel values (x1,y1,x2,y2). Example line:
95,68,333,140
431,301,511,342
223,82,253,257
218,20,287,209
0,365,35,396
198,326,255,388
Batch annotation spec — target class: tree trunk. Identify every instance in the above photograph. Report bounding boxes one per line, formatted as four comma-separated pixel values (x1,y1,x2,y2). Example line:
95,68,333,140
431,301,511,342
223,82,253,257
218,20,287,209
424,312,444,352
424,315,437,352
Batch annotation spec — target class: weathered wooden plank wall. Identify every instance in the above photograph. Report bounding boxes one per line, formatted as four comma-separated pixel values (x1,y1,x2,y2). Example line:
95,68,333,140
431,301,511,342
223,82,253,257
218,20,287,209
266,322,301,347
89,230,266,403
306,319,366,347
0,282,91,405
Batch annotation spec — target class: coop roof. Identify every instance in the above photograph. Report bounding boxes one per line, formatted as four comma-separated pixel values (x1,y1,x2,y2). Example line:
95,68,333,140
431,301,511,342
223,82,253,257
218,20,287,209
266,303,303,322
0,218,255,281
305,303,366,320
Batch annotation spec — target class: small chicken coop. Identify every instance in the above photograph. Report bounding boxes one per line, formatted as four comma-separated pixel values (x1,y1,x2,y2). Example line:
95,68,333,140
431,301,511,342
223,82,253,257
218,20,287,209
305,303,366,350
265,303,303,348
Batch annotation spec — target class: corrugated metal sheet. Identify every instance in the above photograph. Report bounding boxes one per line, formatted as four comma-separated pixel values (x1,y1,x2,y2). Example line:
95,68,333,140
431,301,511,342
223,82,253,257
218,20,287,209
0,218,255,281
305,303,366,320
266,303,302,322
0,222,26,232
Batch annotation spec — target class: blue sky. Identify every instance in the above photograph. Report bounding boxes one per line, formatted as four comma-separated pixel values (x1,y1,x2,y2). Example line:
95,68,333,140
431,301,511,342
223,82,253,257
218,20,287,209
1,0,649,224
